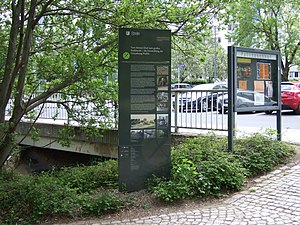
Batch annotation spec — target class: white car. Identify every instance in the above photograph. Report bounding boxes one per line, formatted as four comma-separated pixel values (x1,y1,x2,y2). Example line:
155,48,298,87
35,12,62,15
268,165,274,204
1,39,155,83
171,83,193,90
178,82,227,103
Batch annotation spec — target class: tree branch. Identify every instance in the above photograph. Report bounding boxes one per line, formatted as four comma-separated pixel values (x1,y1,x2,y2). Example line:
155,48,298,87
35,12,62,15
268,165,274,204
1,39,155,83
26,68,83,113
12,0,37,124
0,0,22,121
289,41,300,65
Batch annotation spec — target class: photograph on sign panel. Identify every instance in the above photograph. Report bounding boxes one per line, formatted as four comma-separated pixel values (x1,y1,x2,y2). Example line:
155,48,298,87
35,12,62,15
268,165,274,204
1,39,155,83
130,130,144,143
157,75,168,87
157,102,168,112
265,81,273,98
157,114,168,128
257,62,271,80
157,129,168,138
157,91,168,112
157,91,168,102
157,65,169,75
237,57,252,79
238,80,248,90
131,114,156,129
144,129,156,139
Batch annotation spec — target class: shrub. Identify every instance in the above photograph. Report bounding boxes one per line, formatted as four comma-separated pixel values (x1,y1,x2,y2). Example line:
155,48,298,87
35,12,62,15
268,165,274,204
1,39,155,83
0,173,78,224
149,135,246,202
0,160,124,225
54,159,118,193
149,133,295,202
0,134,296,223
234,133,295,177
78,192,131,216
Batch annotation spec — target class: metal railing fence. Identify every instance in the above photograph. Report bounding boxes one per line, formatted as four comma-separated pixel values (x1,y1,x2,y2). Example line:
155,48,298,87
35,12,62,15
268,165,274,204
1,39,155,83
172,89,228,131
5,90,228,131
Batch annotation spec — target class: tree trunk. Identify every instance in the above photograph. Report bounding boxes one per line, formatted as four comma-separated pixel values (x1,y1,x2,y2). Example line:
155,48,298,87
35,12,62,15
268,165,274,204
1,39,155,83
280,57,290,82
282,69,289,82
0,123,17,167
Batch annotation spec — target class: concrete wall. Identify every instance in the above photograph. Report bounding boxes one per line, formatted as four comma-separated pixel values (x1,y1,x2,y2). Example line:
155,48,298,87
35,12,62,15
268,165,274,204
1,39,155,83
16,122,118,158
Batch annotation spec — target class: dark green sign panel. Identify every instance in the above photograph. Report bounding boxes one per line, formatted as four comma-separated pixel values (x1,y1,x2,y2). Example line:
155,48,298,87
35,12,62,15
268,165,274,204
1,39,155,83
118,28,171,192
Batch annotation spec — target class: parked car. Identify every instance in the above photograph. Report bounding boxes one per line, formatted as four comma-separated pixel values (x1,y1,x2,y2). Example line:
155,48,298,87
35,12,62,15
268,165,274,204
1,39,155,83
171,83,193,90
175,82,228,110
180,92,225,112
281,82,300,114
218,90,277,114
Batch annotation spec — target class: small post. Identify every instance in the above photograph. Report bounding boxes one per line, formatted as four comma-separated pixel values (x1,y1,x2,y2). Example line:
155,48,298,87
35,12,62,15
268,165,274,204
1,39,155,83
213,25,217,81
228,46,234,152
174,92,178,133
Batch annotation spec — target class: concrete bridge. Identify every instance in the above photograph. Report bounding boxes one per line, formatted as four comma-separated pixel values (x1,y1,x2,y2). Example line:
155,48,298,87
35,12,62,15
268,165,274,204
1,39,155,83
12,121,123,173
16,121,119,159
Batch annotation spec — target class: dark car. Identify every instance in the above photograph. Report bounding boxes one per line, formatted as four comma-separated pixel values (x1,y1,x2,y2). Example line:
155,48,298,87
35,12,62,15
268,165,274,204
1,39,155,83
180,92,225,112
281,82,300,114
218,90,277,114
176,82,228,112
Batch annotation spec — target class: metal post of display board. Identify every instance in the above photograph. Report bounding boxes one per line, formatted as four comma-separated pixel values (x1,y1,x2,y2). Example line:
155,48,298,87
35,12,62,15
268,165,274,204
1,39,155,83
228,46,235,152
276,57,282,141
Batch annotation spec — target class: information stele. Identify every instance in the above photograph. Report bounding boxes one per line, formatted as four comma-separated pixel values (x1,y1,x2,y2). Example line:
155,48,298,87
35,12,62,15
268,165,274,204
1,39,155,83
118,28,171,192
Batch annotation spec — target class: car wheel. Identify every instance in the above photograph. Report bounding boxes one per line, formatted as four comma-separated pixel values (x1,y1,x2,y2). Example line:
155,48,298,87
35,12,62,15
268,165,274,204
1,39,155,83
294,104,300,115
265,110,273,115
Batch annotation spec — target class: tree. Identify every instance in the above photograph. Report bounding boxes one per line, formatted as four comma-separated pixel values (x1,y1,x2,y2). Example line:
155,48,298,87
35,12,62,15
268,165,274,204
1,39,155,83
0,0,228,168
171,35,227,83
225,0,300,81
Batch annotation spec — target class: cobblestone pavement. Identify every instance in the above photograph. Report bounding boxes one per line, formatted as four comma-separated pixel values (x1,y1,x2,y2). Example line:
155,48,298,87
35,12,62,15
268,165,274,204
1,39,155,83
59,160,300,225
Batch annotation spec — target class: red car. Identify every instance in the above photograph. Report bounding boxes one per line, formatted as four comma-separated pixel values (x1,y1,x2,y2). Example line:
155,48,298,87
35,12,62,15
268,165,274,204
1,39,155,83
281,82,300,114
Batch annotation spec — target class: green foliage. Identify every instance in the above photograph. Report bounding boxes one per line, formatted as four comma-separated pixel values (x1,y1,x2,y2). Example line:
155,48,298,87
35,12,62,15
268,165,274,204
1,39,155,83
234,133,295,177
78,192,130,216
225,0,300,81
171,41,228,83
149,135,246,202
1,0,232,167
149,134,295,202
57,125,76,147
55,160,118,193
0,134,296,223
0,173,78,224
0,160,123,225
